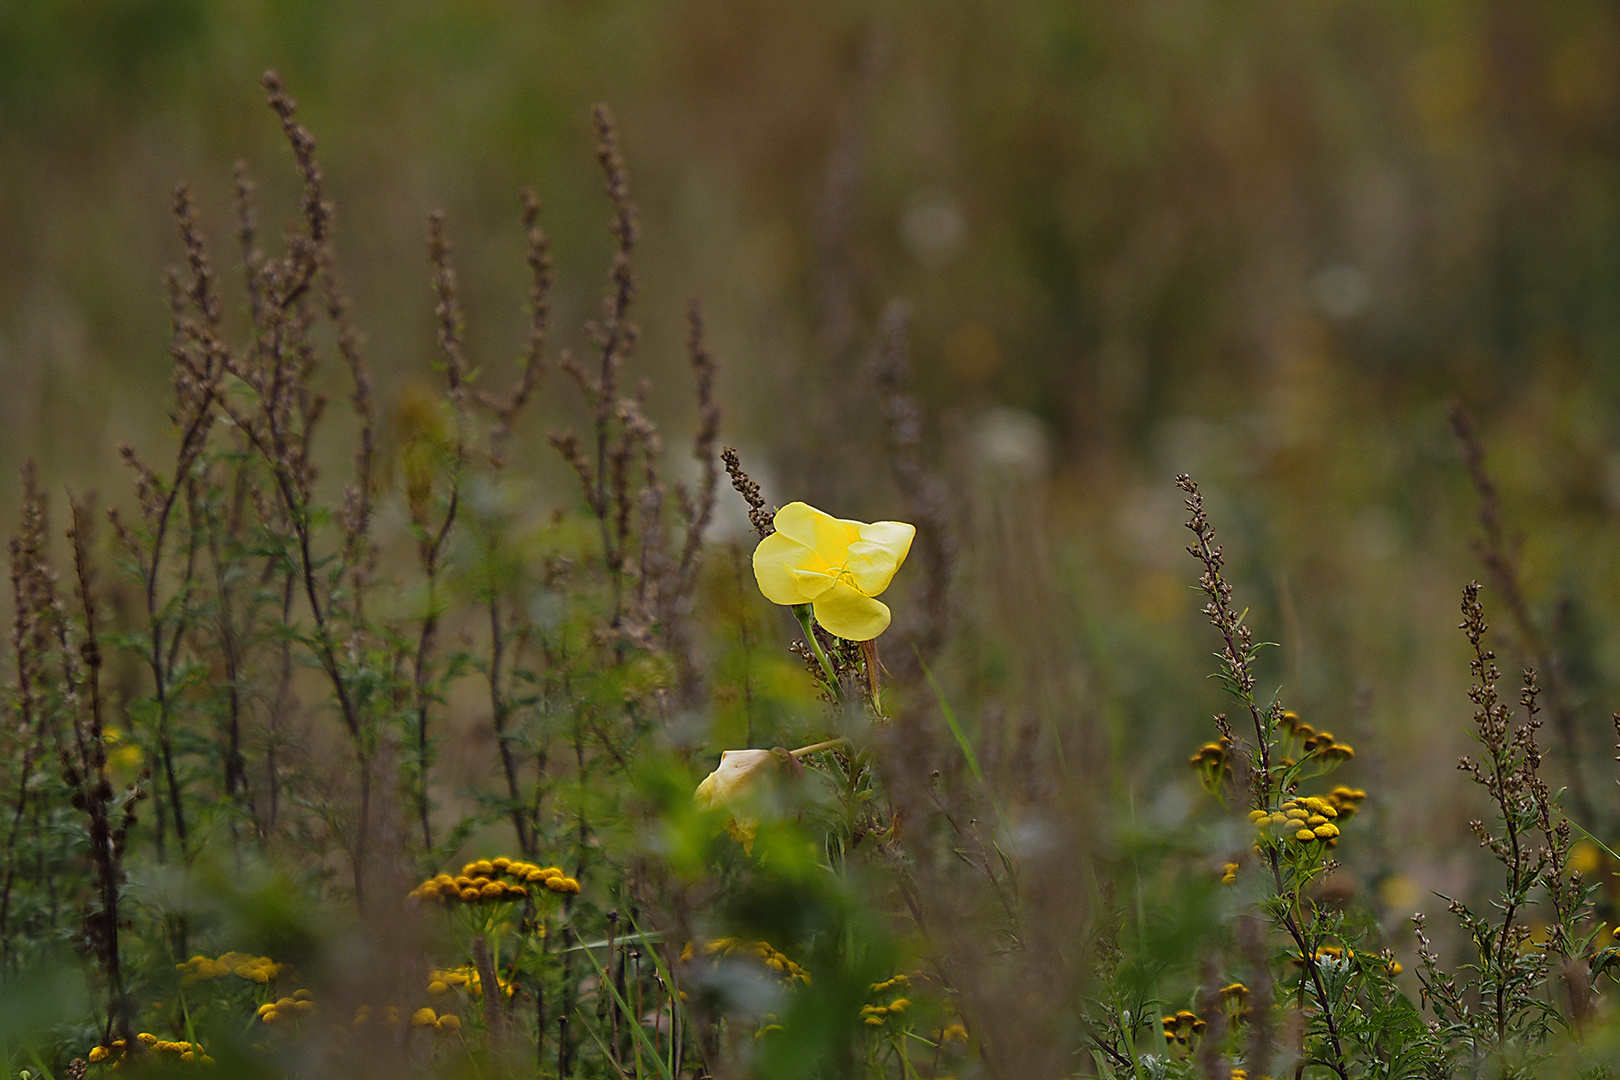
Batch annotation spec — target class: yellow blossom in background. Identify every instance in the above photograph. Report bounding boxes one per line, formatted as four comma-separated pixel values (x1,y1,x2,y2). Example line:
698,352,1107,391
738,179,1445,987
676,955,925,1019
177,951,282,986
694,937,811,985
752,501,914,641
1570,840,1602,875
407,858,577,903
102,727,142,775
429,965,516,998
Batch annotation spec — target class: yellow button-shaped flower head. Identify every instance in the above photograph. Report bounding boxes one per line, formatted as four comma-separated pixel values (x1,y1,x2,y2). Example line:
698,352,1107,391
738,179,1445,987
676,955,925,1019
752,502,915,641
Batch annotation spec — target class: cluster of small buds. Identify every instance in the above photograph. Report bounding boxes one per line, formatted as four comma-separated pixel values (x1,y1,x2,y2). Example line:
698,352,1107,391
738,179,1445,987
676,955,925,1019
861,974,912,1027
408,857,581,903
428,965,516,999
1221,861,1240,884
1277,712,1356,766
87,1033,214,1066
1250,796,1342,847
1162,1009,1206,1046
1293,945,1402,977
176,951,282,986
681,938,811,985
256,988,315,1024
409,1006,463,1034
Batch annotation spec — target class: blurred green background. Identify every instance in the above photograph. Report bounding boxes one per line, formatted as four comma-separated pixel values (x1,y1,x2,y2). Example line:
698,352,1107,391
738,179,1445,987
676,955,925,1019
6,0,1620,926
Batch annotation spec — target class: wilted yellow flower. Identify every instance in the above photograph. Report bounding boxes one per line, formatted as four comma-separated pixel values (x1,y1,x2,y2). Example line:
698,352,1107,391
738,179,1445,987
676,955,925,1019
752,502,914,641
695,749,777,809
695,748,780,850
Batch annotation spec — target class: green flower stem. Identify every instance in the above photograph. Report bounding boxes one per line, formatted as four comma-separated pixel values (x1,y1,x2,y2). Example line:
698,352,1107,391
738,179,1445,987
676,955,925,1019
789,737,849,758
793,604,844,701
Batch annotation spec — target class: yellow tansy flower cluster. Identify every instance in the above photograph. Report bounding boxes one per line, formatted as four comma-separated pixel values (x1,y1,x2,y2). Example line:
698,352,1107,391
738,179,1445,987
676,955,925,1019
176,951,282,986
87,1033,214,1066
428,965,516,999
1277,712,1356,766
1162,1009,1207,1046
1326,785,1368,817
1249,796,1342,846
409,1006,463,1034
861,974,912,1027
408,857,580,903
1188,739,1233,792
1219,982,1252,1022
347,1003,459,1032
256,988,315,1024
682,938,810,985
861,997,910,1026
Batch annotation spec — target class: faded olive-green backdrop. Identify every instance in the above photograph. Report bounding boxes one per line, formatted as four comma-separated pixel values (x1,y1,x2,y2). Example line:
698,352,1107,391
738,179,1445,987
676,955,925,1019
6,0,1620,916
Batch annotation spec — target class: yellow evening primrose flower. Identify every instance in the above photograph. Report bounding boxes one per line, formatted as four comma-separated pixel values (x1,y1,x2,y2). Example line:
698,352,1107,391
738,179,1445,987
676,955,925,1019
752,502,915,641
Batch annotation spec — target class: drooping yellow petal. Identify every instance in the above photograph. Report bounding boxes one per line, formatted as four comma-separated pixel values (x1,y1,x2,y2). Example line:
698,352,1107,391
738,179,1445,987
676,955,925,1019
811,579,892,641
752,531,820,604
844,521,915,596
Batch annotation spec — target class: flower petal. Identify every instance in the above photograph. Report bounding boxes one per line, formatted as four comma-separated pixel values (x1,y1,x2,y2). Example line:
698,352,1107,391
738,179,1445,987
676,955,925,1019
845,521,916,596
812,580,892,641
775,501,864,564
753,531,819,604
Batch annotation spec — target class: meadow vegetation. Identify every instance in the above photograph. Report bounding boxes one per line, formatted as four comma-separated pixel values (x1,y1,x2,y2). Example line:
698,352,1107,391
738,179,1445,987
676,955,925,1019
8,24,1620,1079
